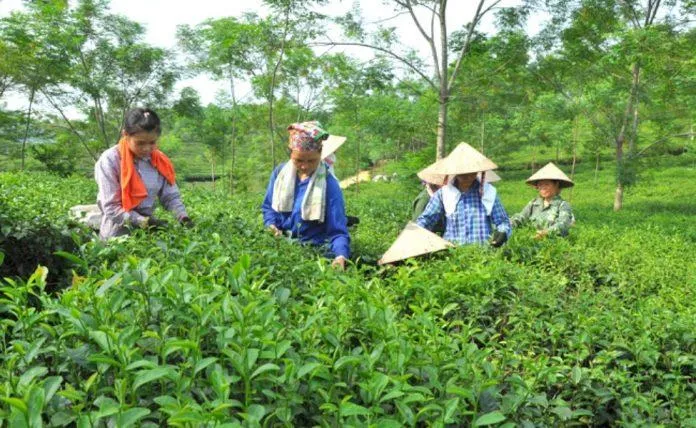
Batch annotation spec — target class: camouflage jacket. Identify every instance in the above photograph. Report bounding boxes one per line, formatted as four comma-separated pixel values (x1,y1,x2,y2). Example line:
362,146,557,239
511,196,574,236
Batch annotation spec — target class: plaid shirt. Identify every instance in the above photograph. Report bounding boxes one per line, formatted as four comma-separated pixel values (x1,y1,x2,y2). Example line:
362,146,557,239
416,180,511,245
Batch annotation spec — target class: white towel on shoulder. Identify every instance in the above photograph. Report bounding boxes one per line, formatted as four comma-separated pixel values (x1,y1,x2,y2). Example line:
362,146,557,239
442,181,497,216
272,162,328,223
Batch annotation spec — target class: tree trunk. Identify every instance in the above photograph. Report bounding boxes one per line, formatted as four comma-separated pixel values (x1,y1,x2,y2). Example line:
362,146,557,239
629,96,640,153
436,98,448,160
211,154,216,191
268,6,291,169
613,62,641,211
613,183,624,211
436,0,449,160
569,117,578,202
229,73,237,193
21,88,36,171
480,111,485,153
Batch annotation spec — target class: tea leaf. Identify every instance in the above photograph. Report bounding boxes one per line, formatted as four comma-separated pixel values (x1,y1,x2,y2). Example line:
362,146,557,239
297,362,322,379
1,397,28,414
117,407,151,427
340,402,371,417
19,366,48,388
132,368,174,391
194,357,218,375
95,273,122,297
251,363,280,379
474,411,506,426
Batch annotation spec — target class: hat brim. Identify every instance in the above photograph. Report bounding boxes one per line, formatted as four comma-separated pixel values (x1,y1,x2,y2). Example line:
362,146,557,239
526,178,574,188
417,171,448,185
432,161,498,176
378,222,454,265
429,143,498,175
480,170,501,183
417,159,448,185
321,135,346,160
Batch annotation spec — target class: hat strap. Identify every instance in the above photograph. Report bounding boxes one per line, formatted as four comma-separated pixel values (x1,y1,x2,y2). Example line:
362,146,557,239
479,172,486,197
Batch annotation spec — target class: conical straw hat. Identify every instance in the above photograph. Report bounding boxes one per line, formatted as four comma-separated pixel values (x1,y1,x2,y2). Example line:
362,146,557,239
378,222,454,265
418,166,500,185
479,169,501,183
417,159,449,185
321,135,347,160
431,143,497,175
526,162,574,188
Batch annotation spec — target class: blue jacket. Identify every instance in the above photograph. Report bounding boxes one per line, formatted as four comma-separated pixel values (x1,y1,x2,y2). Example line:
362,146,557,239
261,163,351,259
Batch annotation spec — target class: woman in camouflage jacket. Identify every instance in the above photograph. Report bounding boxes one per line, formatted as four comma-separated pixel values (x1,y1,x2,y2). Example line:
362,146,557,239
511,162,575,238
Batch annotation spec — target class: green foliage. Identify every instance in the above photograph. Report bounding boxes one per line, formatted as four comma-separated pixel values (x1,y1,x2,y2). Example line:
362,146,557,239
2,0,694,211
30,135,79,178
0,153,694,425
0,0,177,159
0,172,95,289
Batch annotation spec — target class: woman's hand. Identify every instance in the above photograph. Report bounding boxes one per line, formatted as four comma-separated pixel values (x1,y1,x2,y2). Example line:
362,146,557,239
332,256,346,270
268,225,283,237
143,217,168,230
534,229,549,240
490,231,508,247
179,216,194,228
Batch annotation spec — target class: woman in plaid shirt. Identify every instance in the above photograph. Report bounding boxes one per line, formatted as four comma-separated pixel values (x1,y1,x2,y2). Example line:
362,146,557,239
416,143,511,247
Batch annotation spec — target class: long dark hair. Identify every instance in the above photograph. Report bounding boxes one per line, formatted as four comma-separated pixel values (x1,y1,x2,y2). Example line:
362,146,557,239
122,108,161,135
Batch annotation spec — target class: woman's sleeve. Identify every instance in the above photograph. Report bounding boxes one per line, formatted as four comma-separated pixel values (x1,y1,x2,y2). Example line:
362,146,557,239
95,153,146,227
547,201,574,236
159,181,188,220
416,191,445,231
411,190,430,222
510,200,533,227
490,196,512,237
324,177,351,259
261,166,283,228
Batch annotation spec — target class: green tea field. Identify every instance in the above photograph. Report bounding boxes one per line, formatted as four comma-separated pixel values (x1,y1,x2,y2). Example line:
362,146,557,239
1,154,695,427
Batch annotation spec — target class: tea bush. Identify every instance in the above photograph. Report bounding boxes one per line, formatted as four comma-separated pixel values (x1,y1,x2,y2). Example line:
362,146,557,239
0,157,694,426
0,173,95,290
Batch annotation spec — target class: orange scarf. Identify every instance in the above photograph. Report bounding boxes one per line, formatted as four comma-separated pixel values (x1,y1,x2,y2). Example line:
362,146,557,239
118,138,176,211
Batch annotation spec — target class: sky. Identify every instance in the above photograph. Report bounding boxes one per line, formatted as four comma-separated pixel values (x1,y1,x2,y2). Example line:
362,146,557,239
0,0,539,114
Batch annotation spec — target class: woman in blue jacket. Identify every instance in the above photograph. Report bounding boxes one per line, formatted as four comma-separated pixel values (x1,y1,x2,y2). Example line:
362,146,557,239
261,121,350,269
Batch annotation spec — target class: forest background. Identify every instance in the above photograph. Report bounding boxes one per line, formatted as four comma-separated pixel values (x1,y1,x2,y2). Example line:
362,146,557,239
2,1,696,425
1,0,695,211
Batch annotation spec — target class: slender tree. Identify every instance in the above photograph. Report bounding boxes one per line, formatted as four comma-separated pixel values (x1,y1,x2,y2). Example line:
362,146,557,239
319,0,504,159
0,1,72,169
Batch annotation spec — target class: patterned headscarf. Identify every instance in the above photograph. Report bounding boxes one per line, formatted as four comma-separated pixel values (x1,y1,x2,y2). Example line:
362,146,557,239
287,121,329,152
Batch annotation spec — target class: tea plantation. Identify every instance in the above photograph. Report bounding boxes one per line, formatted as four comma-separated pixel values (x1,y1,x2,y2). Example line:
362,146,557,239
1,155,695,427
